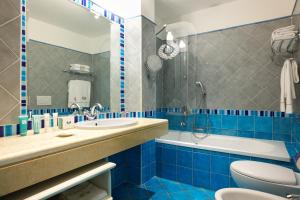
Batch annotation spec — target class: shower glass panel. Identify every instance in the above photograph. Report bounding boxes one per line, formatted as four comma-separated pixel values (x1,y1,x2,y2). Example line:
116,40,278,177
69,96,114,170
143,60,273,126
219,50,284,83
157,22,208,132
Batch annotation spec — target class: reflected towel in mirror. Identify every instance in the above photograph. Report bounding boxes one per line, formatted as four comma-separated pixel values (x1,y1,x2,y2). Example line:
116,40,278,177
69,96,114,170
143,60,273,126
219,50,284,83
68,80,91,108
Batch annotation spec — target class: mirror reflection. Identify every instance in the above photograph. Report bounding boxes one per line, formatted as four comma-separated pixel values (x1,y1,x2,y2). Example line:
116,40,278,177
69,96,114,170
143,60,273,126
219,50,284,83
27,0,112,115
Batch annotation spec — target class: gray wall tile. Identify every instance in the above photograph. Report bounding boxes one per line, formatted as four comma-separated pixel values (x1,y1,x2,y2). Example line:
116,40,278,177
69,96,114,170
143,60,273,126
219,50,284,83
0,17,19,55
0,0,19,26
92,52,110,107
124,17,142,111
157,16,300,112
0,0,20,125
142,17,156,111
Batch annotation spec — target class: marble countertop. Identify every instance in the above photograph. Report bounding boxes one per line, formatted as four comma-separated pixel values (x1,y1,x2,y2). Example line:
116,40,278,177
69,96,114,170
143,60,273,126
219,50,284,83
0,118,168,167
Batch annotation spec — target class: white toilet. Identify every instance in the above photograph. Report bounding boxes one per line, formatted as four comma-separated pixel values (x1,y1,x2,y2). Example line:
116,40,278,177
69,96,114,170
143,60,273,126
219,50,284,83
230,160,300,197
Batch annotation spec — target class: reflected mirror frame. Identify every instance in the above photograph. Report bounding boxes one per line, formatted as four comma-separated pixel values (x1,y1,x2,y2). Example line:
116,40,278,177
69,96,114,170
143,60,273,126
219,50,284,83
20,0,126,117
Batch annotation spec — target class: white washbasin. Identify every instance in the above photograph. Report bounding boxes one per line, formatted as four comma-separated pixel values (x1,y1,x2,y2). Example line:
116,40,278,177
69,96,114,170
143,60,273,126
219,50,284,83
76,118,138,130
215,188,287,200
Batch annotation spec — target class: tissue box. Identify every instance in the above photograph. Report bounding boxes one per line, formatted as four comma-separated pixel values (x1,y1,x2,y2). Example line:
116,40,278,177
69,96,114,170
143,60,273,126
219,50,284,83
58,116,75,130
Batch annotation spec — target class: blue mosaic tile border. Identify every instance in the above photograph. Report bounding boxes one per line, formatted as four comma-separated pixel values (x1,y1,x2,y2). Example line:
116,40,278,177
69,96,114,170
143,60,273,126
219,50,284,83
120,23,125,112
156,107,300,144
0,110,156,137
157,107,296,118
28,108,73,116
0,1,127,137
28,106,110,116
20,0,27,116
73,0,125,111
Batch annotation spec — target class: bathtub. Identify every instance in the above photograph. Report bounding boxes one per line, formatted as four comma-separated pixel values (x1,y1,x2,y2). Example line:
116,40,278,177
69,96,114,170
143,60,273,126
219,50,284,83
156,130,291,162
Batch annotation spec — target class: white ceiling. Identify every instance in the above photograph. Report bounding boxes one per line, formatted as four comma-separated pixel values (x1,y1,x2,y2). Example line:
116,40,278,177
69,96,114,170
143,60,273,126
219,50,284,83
28,0,110,37
156,0,236,22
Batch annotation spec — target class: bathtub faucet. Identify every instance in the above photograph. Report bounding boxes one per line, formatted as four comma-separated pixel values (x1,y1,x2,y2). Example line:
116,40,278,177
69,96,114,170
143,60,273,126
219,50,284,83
180,121,186,127
287,194,300,200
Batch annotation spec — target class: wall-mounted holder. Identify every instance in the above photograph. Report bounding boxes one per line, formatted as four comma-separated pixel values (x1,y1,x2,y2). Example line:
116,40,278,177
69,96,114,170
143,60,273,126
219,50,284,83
63,65,95,77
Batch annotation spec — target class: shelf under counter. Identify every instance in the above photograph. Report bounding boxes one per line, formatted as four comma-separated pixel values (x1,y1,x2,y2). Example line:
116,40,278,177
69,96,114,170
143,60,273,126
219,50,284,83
2,160,115,200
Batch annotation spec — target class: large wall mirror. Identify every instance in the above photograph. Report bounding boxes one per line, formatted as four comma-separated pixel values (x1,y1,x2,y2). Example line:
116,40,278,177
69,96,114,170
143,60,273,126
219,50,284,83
27,0,122,115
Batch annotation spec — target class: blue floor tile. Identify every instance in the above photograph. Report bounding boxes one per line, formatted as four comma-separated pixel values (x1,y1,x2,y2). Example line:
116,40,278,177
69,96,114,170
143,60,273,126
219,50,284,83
169,191,193,200
144,177,162,187
159,178,183,193
188,189,213,200
151,192,172,200
113,177,215,200
201,188,216,199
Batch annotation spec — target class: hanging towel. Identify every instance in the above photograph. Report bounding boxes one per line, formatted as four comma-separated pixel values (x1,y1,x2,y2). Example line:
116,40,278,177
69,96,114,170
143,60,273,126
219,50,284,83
68,80,91,108
280,59,299,113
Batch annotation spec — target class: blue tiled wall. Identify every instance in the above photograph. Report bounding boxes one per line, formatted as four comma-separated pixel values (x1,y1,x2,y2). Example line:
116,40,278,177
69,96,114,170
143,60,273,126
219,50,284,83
156,142,295,191
141,140,156,183
109,146,141,188
156,108,300,144
107,108,300,191
109,150,128,188
108,140,156,188
292,116,300,155
127,146,142,185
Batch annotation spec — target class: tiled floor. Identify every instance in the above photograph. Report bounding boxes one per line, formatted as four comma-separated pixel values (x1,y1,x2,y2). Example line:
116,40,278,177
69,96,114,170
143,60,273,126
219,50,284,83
112,177,215,200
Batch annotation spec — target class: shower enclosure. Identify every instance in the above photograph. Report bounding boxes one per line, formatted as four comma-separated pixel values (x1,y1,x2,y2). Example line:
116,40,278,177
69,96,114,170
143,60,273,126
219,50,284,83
156,23,208,134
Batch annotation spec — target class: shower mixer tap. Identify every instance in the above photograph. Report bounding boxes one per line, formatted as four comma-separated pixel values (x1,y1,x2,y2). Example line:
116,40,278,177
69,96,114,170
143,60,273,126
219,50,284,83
196,81,206,96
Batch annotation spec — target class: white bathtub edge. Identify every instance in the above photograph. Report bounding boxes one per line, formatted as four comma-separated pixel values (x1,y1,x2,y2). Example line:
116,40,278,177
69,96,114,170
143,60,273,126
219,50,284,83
155,137,291,163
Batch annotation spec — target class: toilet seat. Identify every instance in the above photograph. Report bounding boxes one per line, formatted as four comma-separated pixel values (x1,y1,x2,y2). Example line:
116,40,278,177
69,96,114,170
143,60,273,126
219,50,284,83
231,161,297,186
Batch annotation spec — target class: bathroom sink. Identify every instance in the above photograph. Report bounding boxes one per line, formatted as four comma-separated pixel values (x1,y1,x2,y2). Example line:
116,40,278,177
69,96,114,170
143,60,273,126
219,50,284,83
76,118,138,130
215,188,287,200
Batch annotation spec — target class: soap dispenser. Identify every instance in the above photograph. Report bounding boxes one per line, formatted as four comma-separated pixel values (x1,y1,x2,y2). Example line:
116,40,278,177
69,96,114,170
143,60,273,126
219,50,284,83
19,115,28,136
32,115,41,134
52,113,58,130
43,113,50,133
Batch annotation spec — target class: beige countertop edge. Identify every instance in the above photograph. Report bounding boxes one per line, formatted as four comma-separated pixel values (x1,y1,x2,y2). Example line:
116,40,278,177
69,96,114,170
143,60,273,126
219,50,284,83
0,118,168,168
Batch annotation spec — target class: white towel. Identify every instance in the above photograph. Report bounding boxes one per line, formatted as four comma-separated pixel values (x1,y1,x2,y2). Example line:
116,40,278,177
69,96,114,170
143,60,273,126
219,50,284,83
271,25,297,54
68,80,91,108
280,59,299,113
271,25,296,41
274,25,295,33
59,182,107,200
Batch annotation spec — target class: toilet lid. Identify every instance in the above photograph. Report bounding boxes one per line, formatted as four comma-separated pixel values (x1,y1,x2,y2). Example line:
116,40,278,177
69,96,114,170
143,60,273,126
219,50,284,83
231,161,296,185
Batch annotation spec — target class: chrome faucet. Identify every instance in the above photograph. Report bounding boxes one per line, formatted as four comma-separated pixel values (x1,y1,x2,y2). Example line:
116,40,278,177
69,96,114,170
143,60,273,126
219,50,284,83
196,81,206,96
70,103,82,115
85,103,104,120
91,103,104,116
287,194,300,200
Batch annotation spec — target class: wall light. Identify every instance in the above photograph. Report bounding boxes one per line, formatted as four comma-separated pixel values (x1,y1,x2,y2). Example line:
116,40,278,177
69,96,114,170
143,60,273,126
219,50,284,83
166,31,174,41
